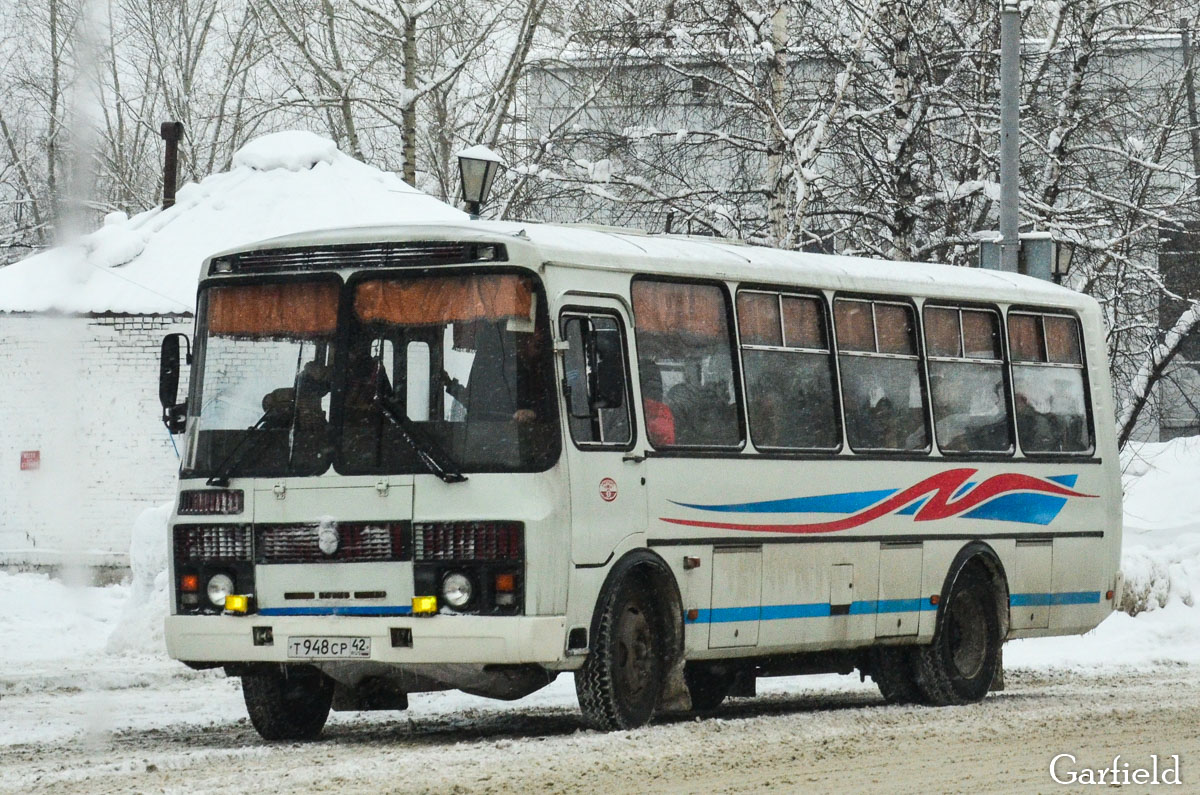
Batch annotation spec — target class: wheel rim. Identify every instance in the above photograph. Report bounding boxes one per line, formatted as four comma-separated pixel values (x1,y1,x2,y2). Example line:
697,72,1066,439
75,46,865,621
614,597,655,701
947,590,988,679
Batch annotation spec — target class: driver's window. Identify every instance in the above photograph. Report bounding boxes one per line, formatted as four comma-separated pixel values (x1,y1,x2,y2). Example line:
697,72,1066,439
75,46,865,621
560,312,632,447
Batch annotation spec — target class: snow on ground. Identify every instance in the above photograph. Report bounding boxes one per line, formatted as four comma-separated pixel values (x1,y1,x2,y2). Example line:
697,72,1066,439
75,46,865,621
3,437,1200,746
1005,436,1200,668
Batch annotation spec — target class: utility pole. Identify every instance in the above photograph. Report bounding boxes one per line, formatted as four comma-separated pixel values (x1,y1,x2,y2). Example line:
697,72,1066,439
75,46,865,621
1181,19,1200,202
998,0,1021,273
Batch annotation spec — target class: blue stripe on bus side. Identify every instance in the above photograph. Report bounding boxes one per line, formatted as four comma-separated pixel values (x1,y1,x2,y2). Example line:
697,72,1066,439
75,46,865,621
687,592,1101,624
259,606,415,617
1010,591,1101,607
689,600,938,624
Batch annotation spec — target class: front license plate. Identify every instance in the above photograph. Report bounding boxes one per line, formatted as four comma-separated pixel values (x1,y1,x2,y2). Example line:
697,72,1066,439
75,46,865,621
287,636,371,659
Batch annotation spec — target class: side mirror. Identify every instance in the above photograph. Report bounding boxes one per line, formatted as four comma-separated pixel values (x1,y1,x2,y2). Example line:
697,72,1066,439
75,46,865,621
590,324,625,410
160,333,192,433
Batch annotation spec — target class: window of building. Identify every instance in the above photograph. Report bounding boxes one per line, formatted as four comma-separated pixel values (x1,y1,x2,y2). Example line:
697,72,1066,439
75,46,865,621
736,290,839,450
924,306,1013,453
1008,312,1092,454
834,298,929,452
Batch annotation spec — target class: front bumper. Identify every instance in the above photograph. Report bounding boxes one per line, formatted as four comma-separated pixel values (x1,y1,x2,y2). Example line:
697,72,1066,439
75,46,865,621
166,613,567,665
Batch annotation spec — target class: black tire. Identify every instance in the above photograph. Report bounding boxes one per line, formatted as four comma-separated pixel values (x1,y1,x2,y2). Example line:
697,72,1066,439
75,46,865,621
914,564,1001,706
242,665,334,741
576,574,666,730
684,663,735,713
869,646,924,705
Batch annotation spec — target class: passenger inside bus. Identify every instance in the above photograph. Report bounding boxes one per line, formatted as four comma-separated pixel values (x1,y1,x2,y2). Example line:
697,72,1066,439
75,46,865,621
441,319,540,425
639,360,675,446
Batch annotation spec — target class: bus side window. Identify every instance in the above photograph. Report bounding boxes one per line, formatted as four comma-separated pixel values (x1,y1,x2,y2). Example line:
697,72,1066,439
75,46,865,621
736,290,839,450
560,313,633,446
924,306,1013,454
631,279,741,448
1009,312,1092,454
835,298,929,453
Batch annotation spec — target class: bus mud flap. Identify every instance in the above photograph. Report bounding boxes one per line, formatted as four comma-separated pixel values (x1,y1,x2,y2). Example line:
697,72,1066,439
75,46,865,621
660,654,691,712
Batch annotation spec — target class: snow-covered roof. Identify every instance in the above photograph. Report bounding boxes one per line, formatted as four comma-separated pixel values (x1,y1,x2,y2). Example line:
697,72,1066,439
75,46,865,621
503,222,1085,306
0,131,467,315
217,218,1088,310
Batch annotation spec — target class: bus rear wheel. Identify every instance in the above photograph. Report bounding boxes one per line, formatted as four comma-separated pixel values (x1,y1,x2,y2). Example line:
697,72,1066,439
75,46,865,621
914,564,1001,706
869,646,924,705
576,574,666,730
242,665,334,741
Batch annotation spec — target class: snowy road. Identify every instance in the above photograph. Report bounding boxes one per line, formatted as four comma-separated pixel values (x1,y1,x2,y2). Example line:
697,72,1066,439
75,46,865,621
2,662,1197,794
4,437,1200,793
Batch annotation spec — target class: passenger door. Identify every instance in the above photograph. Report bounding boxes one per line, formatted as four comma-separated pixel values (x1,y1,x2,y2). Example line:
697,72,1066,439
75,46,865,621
559,302,648,565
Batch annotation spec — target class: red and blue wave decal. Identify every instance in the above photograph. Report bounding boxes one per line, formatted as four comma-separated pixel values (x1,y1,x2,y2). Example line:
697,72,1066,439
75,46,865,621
663,468,1095,534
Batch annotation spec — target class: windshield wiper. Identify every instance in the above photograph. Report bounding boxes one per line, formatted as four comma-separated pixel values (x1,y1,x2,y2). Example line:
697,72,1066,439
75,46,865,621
205,403,292,487
374,396,467,484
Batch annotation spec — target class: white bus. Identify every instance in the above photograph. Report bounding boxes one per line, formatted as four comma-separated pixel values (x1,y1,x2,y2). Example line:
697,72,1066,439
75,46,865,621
159,221,1122,739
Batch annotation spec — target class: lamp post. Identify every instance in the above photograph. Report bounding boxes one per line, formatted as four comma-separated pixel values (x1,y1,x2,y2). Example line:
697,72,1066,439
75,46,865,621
998,0,1021,273
456,145,505,218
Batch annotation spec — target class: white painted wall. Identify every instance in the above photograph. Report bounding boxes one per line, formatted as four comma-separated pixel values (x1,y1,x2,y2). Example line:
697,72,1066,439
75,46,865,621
0,312,193,564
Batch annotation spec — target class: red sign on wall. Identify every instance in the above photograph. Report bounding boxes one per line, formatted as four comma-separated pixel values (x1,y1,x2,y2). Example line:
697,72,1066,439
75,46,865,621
20,451,39,471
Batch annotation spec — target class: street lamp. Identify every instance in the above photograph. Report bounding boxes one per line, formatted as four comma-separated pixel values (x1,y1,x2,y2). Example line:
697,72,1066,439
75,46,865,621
1053,239,1074,284
456,145,505,217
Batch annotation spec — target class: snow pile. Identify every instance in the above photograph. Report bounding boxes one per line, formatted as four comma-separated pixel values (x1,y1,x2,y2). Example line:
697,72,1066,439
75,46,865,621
1111,436,1200,614
0,571,129,665
105,502,172,655
1122,435,1200,540
1118,538,1198,615
1006,436,1200,669
0,130,468,315
82,211,148,269
232,130,339,172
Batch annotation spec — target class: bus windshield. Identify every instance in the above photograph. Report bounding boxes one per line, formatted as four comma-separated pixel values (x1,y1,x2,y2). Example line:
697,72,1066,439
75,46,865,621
185,272,560,479
340,272,559,473
187,280,340,479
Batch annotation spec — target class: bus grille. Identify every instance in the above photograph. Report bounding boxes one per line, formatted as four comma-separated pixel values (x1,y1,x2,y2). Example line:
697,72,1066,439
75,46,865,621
214,242,507,274
412,521,523,562
255,522,411,564
174,525,252,562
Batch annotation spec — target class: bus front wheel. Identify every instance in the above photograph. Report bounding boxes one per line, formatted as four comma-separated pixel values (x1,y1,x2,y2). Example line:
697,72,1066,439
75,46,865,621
914,563,1001,706
576,573,666,730
242,665,334,741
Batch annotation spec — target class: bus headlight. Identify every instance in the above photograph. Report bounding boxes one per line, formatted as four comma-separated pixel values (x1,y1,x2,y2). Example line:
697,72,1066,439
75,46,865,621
207,573,235,606
441,572,473,609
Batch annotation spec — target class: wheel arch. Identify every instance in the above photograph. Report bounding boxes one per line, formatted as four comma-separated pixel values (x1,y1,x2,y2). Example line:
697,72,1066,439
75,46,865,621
935,541,1011,640
587,548,685,659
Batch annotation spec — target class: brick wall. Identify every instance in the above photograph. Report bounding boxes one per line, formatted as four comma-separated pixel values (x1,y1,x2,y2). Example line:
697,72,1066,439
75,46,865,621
0,312,193,563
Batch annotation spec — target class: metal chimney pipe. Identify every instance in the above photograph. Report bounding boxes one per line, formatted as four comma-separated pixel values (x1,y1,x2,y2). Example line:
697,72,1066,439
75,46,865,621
159,121,184,209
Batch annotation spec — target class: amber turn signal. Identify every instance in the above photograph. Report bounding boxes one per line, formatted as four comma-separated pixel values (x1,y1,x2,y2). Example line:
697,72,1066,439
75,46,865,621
181,574,199,593
495,573,516,592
